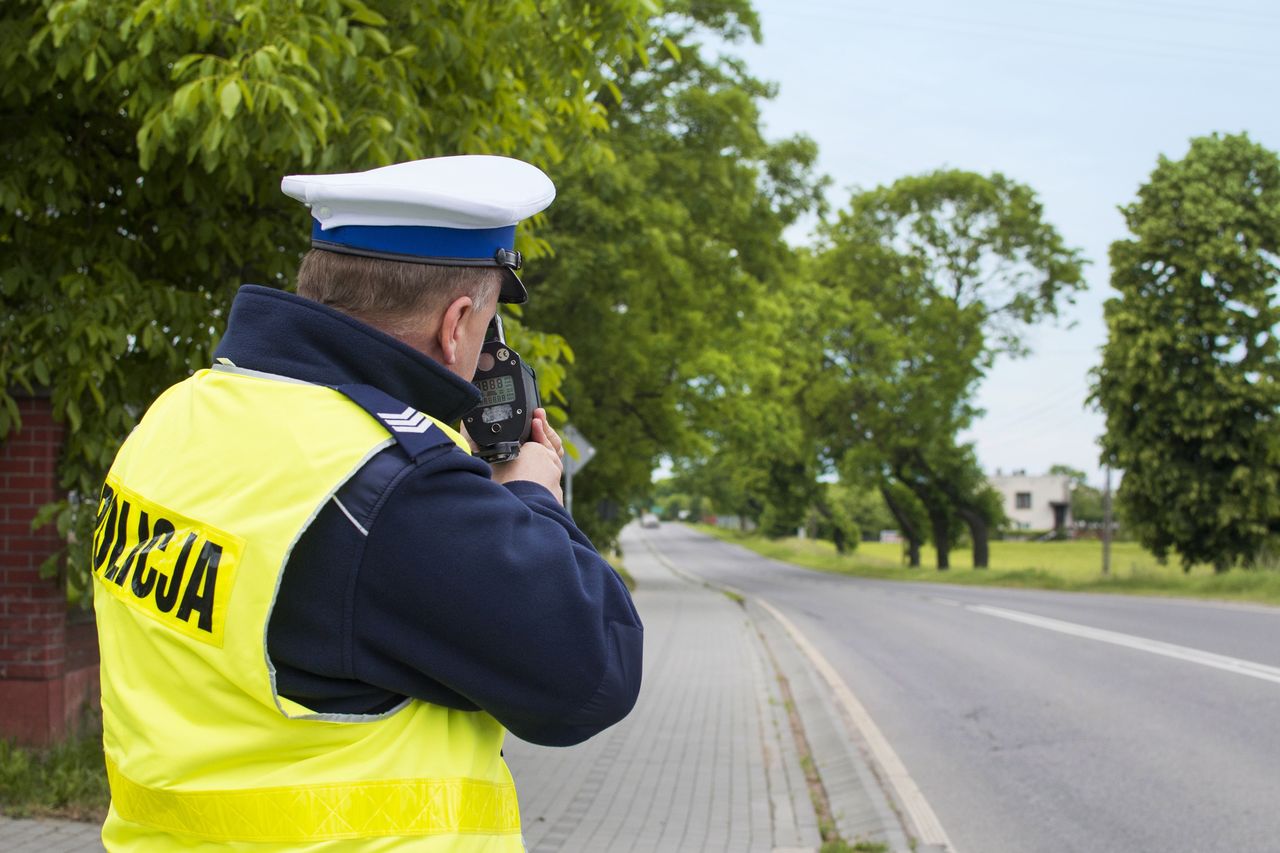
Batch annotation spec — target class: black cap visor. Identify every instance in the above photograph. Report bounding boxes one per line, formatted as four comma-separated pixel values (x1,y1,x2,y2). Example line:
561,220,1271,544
498,266,528,304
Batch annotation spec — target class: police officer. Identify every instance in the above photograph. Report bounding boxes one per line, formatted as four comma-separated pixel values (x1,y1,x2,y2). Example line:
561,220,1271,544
91,156,643,851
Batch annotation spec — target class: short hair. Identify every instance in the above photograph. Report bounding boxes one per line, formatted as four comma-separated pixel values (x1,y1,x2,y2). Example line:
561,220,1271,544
295,249,501,336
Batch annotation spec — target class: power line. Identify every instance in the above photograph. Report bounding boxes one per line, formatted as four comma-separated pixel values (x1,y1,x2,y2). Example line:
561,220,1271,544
763,1,1280,71
1046,0,1280,28
788,0,1280,32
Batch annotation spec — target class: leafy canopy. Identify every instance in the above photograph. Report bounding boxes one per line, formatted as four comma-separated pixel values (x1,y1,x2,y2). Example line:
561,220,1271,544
1093,132,1280,570
0,0,657,590
521,3,825,547
808,170,1083,565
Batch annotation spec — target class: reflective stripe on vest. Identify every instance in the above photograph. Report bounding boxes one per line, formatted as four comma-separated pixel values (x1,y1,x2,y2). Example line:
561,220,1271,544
94,368,520,850
105,756,520,842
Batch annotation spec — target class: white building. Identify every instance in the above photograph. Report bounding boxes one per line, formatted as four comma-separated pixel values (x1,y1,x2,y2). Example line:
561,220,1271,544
988,471,1072,532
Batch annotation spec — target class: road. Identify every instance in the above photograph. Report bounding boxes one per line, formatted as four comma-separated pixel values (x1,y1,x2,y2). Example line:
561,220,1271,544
641,523,1280,853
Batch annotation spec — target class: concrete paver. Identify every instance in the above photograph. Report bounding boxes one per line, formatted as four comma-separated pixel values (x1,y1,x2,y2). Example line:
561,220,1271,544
0,814,104,852
507,526,822,852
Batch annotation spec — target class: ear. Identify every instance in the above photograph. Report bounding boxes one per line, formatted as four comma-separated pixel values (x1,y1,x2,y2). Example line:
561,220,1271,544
437,295,475,366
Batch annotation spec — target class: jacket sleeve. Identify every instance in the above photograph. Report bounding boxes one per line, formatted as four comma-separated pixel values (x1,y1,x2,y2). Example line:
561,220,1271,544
347,447,643,746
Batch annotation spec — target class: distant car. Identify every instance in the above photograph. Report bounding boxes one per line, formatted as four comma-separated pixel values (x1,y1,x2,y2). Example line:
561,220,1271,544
641,513,660,529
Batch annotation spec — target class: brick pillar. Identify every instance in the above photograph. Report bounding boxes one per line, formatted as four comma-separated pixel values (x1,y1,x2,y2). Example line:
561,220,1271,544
0,394,99,744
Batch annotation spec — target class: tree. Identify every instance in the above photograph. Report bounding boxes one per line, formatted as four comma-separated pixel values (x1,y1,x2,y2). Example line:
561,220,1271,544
0,0,658,591
807,481,862,554
839,482,897,542
522,3,825,548
904,443,1006,567
879,480,929,567
813,170,1085,568
1092,132,1280,571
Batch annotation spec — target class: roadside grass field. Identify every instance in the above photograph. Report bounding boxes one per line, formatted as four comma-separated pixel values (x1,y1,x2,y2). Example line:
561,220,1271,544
693,524,1280,606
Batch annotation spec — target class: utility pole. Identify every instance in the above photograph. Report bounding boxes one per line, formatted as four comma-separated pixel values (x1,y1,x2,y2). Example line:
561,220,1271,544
560,424,595,518
564,466,574,517
1102,464,1112,576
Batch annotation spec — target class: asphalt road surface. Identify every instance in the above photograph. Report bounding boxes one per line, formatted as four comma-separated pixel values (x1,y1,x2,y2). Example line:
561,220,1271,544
640,523,1280,853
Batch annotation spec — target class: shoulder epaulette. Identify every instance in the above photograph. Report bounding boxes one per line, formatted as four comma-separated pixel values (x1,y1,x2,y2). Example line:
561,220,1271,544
334,384,459,462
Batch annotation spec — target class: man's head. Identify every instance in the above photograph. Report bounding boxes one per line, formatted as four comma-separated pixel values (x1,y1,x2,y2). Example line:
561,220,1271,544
280,155,556,378
296,249,501,380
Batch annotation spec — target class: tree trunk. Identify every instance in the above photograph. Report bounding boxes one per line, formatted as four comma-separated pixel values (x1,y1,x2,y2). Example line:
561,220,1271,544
880,485,921,567
904,450,987,570
811,495,848,554
897,471,950,571
928,504,951,570
957,506,989,568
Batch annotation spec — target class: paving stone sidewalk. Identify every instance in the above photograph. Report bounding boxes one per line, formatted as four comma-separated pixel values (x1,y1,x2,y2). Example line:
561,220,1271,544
506,525,821,852
0,525,825,852
0,814,104,852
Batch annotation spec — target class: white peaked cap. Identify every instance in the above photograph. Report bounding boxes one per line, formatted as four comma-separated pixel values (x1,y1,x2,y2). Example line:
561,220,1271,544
281,155,555,231
280,155,556,303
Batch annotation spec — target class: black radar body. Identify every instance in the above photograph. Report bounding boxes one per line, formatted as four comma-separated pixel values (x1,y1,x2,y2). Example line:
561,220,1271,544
466,336,539,464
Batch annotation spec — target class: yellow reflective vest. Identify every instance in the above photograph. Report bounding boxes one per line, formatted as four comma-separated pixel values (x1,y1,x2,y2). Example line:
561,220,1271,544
92,366,523,851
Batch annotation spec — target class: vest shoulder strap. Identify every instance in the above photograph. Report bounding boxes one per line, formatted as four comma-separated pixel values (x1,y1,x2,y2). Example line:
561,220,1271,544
334,384,460,461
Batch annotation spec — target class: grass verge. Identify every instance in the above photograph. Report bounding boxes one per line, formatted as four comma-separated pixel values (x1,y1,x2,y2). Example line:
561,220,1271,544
0,714,109,822
695,525,1280,606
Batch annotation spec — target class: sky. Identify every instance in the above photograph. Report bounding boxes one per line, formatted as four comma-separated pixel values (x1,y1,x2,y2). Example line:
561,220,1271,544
728,0,1280,488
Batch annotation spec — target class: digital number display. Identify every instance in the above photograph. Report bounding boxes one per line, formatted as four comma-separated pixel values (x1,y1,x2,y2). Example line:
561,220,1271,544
477,375,516,406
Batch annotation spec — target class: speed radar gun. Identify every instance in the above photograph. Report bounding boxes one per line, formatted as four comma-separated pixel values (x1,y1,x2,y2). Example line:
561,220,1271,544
465,315,539,463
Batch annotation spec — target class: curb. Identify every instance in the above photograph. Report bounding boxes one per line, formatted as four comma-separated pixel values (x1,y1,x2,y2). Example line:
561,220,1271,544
641,535,954,853
749,598,915,852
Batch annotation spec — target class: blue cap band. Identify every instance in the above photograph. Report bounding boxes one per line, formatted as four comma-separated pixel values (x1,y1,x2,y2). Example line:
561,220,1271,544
311,221,516,261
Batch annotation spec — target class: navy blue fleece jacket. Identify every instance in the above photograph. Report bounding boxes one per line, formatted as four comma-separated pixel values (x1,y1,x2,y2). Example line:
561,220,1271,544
213,285,642,746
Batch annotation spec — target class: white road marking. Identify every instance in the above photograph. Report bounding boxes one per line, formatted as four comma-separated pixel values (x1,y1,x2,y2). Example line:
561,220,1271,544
969,604,1280,685
756,598,958,852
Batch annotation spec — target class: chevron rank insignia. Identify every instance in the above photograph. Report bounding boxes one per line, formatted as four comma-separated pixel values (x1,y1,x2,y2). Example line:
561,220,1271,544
334,384,457,460
377,406,432,434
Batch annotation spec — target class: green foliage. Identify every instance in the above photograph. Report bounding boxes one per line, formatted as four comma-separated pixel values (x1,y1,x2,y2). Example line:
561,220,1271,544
0,0,657,591
522,4,826,547
806,481,881,554
1093,132,1280,571
650,477,708,521
0,719,109,820
821,841,888,853
1049,463,1105,525
845,170,1088,354
810,170,1084,566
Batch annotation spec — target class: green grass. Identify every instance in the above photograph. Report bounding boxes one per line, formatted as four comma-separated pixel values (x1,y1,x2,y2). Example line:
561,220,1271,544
0,715,109,821
695,525,1280,606
822,842,889,853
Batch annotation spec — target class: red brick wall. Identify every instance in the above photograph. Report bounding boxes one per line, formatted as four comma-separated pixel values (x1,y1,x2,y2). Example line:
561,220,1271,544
0,395,100,744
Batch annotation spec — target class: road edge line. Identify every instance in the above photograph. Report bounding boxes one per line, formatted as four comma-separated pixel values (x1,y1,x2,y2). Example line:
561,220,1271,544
754,598,956,852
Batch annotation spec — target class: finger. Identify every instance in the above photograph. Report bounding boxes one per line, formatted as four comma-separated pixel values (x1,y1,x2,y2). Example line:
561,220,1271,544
545,424,564,457
534,408,564,456
530,417,554,455
531,410,561,456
